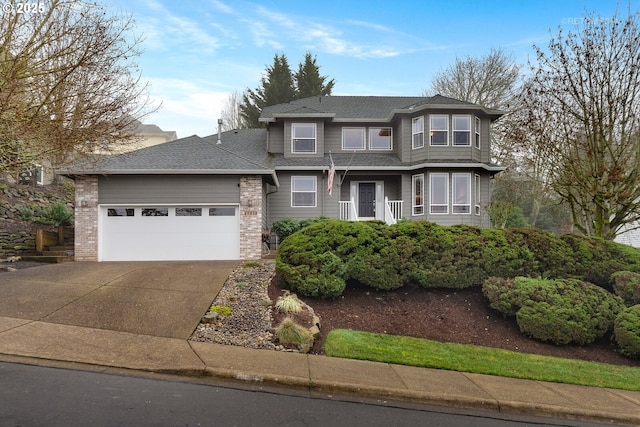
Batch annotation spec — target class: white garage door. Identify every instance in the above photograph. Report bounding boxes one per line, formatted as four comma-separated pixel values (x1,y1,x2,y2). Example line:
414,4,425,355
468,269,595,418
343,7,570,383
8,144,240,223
100,206,240,261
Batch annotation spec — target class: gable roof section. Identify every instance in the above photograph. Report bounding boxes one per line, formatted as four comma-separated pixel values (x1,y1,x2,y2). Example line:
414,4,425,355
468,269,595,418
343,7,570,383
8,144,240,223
260,95,504,123
59,129,278,184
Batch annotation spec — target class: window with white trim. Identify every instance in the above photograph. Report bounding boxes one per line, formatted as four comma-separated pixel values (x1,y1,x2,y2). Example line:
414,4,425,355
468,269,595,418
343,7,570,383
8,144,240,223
369,127,392,150
412,174,424,215
291,123,316,153
453,115,471,146
475,117,481,149
342,127,365,150
412,117,424,149
291,176,317,207
452,173,471,214
475,174,481,215
429,115,448,146
430,173,448,214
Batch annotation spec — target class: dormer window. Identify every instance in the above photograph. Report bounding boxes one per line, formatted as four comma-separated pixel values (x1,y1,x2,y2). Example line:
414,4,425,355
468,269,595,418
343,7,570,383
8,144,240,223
369,127,392,150
292,123,316,153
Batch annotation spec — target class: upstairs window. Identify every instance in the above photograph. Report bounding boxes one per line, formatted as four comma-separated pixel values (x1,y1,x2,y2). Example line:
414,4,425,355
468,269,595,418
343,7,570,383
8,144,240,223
453,115,471,146
369,127,392,150
291,176,317,207
452,173,471,213
430,115,448,146
412,117,424,149
475,117,481,149
292,123,316,153
342,127,365,150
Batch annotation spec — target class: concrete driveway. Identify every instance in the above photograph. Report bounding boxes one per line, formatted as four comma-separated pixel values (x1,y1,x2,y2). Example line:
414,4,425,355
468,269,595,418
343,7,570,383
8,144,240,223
0,261,238,339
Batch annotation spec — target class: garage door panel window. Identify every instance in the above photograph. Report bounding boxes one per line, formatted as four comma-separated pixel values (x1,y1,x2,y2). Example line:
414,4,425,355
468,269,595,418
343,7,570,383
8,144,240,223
176,208,202,216
142,208,168,217
209,207,236,216
107,208,134,217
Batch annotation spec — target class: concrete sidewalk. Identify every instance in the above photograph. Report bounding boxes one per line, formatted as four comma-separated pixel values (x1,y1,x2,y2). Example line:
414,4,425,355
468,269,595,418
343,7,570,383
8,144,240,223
1,262,639,425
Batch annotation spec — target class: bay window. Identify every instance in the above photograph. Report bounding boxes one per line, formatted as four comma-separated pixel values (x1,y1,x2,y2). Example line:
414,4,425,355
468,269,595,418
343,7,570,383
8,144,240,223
412,174,424,215
412,116,424,149
430,173,448,214
429,115,448,146
452,173,471,213
453,115,471,146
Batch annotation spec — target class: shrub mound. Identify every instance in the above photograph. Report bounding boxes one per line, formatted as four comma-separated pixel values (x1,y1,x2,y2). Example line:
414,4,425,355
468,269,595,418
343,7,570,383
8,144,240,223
482,277,625,345
276,219,640,298
611,271,640,306
614,305,640,359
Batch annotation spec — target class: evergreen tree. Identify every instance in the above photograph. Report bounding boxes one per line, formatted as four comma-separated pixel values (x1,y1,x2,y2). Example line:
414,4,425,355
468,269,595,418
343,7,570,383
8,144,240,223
240,54,296,128
239,52,336,128
295,52,335,98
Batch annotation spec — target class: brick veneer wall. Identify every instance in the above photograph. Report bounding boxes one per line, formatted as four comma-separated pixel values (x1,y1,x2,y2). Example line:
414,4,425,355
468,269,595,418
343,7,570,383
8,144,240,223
239,175,262,260
74,175,98,261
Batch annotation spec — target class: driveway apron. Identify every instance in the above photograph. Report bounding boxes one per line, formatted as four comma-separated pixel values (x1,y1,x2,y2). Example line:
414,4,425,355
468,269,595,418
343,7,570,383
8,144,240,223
0,261,238,339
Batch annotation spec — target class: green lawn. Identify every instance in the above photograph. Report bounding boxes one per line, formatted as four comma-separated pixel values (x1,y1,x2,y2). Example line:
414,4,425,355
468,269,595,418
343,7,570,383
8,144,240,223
324,329,640,391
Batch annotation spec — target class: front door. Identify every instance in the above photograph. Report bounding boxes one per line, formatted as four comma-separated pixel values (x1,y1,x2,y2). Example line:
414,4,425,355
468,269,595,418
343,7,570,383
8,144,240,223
358,183,376,218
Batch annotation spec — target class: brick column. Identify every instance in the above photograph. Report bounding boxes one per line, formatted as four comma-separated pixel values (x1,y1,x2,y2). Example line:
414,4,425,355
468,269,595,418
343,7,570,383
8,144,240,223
239,176,262,260
74,175,99,261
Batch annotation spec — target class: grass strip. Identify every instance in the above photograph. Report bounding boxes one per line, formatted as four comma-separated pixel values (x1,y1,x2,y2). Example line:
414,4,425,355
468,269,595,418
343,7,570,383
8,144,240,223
325,329,640,391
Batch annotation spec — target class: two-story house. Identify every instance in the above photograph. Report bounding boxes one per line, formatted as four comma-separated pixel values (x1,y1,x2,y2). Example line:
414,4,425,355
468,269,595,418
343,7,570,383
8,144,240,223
60,95,503,262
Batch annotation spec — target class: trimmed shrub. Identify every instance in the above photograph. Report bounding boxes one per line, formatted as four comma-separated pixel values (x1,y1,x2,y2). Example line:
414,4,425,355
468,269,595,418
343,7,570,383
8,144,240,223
271,216,329,242
276,218,640,299
503,228,575,278
560,234,640,287
611,271,640,306
614,305,640,359
482,276,625,345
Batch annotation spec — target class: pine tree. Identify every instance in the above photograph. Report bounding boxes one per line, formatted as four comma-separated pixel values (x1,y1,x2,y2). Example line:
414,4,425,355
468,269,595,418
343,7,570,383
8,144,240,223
239,52,336,128
240,54,296,128
295,52,335,99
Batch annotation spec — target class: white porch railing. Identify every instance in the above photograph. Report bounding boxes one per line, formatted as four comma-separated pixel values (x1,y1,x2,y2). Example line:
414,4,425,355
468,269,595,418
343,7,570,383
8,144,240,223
384,197,403,225
339,197,359,221
339,197,403,224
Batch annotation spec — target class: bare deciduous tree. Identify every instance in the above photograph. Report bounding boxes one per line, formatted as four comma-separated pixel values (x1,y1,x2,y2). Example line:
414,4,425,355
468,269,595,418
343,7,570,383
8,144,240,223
220,90,243,131
518,11,640,239
0,0,157,179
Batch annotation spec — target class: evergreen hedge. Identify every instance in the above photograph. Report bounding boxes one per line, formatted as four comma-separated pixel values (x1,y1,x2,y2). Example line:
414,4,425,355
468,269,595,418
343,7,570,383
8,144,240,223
276,219,640,299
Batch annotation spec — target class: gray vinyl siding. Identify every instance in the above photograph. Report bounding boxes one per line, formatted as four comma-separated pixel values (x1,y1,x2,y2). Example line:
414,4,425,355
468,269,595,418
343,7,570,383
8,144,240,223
98,175,240,204
267,122,285,154
266,171,338,228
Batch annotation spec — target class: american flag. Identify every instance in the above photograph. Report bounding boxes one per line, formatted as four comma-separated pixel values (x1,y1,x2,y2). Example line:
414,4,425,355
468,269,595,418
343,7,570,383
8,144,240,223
327,155,335,196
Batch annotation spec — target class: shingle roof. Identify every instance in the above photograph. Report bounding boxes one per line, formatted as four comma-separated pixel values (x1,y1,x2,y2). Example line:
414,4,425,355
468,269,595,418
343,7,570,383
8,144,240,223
60,129,272,175
260,95,502,122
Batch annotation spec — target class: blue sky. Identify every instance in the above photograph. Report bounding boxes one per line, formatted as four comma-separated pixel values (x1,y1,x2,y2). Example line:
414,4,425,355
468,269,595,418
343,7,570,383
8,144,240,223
102,0,638,138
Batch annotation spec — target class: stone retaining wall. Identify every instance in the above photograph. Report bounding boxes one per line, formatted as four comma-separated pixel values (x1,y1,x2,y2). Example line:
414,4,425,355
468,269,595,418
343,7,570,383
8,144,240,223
0,181,74,257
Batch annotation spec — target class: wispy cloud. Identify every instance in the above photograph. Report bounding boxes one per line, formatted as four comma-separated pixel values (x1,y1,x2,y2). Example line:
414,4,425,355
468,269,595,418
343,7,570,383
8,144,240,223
139,0,222,54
